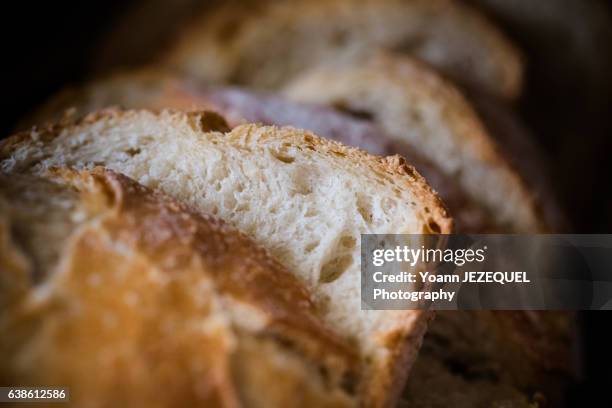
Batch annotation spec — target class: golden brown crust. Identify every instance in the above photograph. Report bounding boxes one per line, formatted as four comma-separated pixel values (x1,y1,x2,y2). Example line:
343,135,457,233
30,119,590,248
0,167,358,407
68,168,355,356
220,122,452,237
1,109,452,407
3,108,453,239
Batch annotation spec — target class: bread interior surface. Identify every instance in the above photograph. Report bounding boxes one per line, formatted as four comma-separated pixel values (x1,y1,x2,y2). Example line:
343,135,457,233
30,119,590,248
0,169,361,407
1,110,451,403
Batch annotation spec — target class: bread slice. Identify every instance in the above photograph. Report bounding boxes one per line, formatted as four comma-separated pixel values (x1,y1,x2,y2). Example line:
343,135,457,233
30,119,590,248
278,57,573,403
283,54,545,232
18,71,492,232
164,0,523,100
18,67,561,233
1,109,452,406
465,88,569,232
0,167,358,407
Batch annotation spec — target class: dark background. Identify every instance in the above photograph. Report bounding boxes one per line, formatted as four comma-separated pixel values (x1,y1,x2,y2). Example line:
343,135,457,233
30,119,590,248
1,1,611,406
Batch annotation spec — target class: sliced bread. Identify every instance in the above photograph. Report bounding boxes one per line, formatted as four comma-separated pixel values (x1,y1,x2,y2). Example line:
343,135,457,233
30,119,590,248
163,0,523,100
18,71,492,232
17,72,572,402
16,72,572,404
283,54,545,232
1,109,452,406
0,167,358,407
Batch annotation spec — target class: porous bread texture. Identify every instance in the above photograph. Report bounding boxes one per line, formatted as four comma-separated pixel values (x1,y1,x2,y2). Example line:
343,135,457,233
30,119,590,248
165,0,523,100
1,109,452,406
0,168,358,407
14,72,568,402
283,54,544,233
18,71,493,232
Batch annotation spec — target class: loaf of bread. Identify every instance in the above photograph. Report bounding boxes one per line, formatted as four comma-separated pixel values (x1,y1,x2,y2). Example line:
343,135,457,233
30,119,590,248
17,67,574,404
1,109,452,406
3,0,581,405
162,0,523,100
0,167,358,407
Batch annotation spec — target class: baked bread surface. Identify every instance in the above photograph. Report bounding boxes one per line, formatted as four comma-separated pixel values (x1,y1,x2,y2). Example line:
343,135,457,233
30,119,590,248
19,71,494,232
14,74,573,404
1,109,452,407
283,54,545,233
164,0,523,100
0,167,358,407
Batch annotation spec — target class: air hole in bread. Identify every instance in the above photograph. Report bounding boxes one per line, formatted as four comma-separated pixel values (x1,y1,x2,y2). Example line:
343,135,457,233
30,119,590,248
425,218,442,234
340,370,359,395
319,254,353,283
304,207,318,217
290,168,312,195
292,184,312,196
305,241,319,253
381,197,397,213
224,193,237,210
356,193,373,223
331,101,375,122
269,149,295,163
339,236,356,249
124,147,141,157
235,203,250,212
197,112,231,133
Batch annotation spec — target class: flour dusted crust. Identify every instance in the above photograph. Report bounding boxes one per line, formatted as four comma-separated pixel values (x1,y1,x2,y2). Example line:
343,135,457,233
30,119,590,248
1,109,452,407
164,0,523,100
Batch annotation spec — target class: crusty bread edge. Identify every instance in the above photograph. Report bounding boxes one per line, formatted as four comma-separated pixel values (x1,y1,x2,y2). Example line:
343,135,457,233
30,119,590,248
163,0,523,100
1,108,453,407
